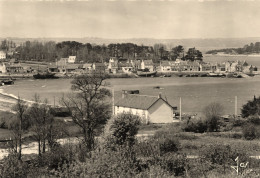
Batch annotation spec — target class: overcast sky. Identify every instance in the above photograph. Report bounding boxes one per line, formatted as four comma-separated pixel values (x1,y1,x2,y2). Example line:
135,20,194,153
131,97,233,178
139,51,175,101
1,1,260,39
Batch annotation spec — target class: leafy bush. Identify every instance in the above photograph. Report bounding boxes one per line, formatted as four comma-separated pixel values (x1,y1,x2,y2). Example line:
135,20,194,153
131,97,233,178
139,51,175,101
181,118,207,133
199,144,249,174
247,115,260,125
241,96,260,118
159,137,180,155
56,146,140,177
231,118,246,127
159,153,186,176
203,102,224,132
206,116,221,132
135,128,180,158
242,123,259,140
104,113,141,148
0,153,28,178
39,144,75,170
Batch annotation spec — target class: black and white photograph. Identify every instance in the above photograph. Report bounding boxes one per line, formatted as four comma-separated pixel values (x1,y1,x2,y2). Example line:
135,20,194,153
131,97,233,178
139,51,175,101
0,0,260,177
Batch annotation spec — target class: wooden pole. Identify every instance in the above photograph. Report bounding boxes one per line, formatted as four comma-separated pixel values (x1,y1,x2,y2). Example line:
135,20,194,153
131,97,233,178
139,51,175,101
235,96,237,116
112,88,115,115
180,97,182,121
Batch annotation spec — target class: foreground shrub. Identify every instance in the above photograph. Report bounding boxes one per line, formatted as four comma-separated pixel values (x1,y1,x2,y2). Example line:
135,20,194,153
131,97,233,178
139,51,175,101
159,153,187,176
159,137,180,155
181,118,207,133
39,144,75,170
247,115,260,125
55,146,140,177
199,144,249,174
242,123,259,140
203,102,224,132
104,113,141,148
231,118,246,127
135,130,180,158
0,153,28,178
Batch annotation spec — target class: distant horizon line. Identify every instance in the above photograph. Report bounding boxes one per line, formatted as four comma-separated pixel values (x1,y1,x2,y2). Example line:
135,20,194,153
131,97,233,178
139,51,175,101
1,36,260,40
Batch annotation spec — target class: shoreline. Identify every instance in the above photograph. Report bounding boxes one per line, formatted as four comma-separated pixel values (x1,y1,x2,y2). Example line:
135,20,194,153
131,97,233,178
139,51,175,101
204,54,260,57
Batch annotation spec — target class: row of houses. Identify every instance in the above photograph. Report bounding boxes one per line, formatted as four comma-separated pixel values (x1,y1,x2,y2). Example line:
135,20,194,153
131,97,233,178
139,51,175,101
0,56,258,75
158,59,258,73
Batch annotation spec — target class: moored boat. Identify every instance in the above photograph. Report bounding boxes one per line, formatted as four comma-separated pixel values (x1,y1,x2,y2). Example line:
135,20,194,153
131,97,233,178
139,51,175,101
1,79,14,85
33,72,59,79
137,70,157,77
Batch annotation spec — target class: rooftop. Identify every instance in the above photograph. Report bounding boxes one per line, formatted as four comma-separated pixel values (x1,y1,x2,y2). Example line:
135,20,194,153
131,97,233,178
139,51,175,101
115,94,172,110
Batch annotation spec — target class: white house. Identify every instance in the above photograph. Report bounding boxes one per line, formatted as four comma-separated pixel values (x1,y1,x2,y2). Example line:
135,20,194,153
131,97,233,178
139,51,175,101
68,56,76,63
114,94,178,124
0,51,6,60
0,63,6,73
158,61,171,72
141,60,154,71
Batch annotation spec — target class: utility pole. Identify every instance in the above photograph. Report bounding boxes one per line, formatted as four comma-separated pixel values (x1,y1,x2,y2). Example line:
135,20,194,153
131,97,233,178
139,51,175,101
235,96,237,116
112,88,115,115
180,97,182,121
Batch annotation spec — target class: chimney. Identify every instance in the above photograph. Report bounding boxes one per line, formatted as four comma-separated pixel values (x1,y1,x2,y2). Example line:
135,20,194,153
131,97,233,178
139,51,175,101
158,92,162,98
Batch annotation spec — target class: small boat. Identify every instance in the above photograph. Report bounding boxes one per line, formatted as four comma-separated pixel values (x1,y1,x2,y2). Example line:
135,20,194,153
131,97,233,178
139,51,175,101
137,70,157,77
33,72,59,79
1,79,14,85
153,86,164,90
208,72,219,77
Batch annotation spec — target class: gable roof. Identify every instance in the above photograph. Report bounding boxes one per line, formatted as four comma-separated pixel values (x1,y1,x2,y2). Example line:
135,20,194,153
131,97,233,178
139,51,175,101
115,94,173,110
143,60,153,65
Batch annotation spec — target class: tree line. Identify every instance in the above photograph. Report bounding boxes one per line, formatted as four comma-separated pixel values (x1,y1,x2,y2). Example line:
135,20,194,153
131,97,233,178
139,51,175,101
1,40,203,62
206,42,260,54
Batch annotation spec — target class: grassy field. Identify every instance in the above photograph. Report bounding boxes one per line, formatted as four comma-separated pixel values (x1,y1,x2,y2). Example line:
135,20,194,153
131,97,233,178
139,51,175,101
137,122,260,157
179,132,260,156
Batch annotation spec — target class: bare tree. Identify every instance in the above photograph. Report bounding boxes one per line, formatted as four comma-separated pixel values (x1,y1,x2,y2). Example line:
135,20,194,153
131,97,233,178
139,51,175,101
203,102,224,132
11,97,28,160
28,94,56,156
61,72,112,151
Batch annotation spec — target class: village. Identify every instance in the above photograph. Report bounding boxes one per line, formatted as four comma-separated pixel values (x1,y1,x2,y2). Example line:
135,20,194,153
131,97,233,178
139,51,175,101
0,49,258,78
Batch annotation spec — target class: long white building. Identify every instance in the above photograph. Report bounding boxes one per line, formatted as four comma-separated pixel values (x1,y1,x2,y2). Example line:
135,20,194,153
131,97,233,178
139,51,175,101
114,93,178,124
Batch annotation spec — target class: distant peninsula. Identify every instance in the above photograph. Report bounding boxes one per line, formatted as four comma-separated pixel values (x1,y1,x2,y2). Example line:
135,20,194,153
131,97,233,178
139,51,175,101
206,42,260,56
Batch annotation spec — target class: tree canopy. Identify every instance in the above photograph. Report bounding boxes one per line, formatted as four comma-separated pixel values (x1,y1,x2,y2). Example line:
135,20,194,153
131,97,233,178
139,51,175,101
2,39,204,63
241,96,260,118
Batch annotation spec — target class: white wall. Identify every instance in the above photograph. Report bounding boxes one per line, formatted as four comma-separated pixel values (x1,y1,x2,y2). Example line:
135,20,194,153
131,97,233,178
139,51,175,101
114,99,178,124
114,106,149,123
148,99,175,123
68,56,76,63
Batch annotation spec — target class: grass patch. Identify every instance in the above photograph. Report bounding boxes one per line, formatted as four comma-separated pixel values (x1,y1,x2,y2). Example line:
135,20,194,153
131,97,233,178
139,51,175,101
179,133,260,156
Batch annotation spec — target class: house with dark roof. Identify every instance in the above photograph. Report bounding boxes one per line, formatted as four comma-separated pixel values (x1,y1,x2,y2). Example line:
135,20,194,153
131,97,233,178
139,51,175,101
114,93,178,124
141,60,154,71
